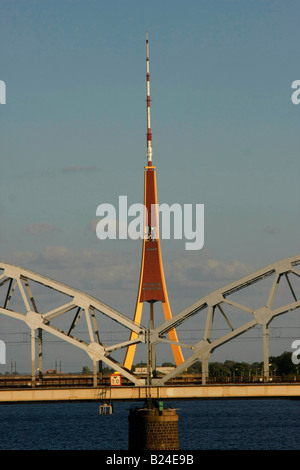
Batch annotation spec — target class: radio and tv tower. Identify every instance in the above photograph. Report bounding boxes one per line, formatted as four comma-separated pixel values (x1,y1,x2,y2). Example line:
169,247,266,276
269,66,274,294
123,33,184,371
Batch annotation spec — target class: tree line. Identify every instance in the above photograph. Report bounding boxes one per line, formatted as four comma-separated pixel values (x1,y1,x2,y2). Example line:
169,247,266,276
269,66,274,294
185,351,299,377
132,351,298,378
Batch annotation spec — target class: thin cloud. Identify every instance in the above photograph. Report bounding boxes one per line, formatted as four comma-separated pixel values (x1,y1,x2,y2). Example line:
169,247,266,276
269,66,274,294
6,245,257,317
62,165,100,173
165,251,253,287
262,226,280,235
7,246,139,306
24,223,60,237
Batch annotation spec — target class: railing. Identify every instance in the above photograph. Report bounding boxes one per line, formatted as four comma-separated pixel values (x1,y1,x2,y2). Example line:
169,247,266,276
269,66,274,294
0,373,299,389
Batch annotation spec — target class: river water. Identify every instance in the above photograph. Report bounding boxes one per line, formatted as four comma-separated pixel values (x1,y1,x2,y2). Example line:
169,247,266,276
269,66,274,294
0,398,299,451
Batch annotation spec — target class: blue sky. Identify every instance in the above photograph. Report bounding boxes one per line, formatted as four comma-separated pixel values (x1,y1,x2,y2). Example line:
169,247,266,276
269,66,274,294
0,1,299,370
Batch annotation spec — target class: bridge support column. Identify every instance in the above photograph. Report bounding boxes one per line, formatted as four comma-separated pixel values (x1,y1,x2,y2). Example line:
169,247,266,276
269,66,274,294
128,401,179,450
201,355,209,385
31,328,36,387
263,324,270,382
38,328,43,375
93,359,97,387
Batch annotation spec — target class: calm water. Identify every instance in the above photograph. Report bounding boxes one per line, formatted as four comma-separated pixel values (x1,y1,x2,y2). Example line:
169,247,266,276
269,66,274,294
0,399,299,450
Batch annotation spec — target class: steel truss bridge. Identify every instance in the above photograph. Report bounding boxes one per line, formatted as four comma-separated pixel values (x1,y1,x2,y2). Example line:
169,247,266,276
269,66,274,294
0,255,299,388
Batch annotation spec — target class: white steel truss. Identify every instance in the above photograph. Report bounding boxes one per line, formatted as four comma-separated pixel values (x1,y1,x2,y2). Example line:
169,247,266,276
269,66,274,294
0,262,146,385
152,254,300,384
0,255,299,386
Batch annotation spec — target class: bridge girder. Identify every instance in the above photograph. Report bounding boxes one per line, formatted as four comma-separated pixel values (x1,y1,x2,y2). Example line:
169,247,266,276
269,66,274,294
0,262,146,385
0,255,299,386
153,254,300,384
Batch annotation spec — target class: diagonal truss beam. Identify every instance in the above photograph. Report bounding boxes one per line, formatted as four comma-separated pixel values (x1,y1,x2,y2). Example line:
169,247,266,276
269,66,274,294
152,255,300,385
0,262,146,385
0,255,299,386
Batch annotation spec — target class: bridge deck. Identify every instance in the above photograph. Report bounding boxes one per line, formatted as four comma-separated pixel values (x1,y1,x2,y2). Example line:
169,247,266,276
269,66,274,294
0,383,299,403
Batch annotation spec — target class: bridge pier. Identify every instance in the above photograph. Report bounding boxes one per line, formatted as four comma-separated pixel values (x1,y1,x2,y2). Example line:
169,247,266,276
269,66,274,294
128,400,179,450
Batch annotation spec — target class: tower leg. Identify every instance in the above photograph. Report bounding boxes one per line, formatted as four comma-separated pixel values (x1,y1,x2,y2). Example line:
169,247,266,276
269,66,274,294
149,302,156,374
123,302,143,370
123,300,184,370
162,302,184,366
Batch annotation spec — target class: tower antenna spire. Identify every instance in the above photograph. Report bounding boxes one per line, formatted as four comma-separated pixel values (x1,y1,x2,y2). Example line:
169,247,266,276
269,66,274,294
146,31,152,164
123,33,184,372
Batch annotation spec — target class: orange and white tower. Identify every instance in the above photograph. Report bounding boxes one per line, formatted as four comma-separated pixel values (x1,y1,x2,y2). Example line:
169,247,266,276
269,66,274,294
123,33,184,370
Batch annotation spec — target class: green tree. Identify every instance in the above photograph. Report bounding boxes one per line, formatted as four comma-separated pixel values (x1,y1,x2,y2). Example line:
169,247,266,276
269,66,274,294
187,361,201,373
270,351,297,376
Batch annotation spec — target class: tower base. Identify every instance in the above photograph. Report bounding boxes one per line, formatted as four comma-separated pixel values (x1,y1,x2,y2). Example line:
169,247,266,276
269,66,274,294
128,402,179,450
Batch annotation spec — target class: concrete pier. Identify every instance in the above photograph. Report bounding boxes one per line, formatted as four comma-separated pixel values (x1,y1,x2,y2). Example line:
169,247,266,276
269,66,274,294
128,401,179,450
